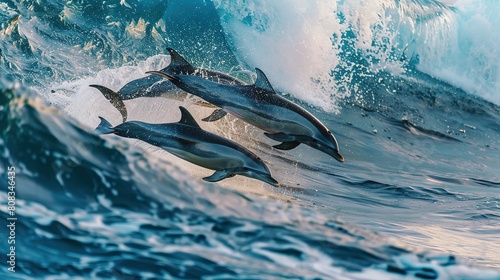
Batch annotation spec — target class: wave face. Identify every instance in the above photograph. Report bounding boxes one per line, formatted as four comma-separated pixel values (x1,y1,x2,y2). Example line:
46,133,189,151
1,0,500,278
213,0,500,107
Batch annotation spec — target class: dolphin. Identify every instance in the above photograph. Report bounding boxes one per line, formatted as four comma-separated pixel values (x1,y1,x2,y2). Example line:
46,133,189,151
96,106,280,187
89,48,246,122
146,54,343,162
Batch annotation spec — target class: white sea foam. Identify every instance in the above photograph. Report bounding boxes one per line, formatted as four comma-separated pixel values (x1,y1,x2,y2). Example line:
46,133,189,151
418,0,500,105
335,0,500,105
38,55,173,127
212,0,500,108
212,0,343,113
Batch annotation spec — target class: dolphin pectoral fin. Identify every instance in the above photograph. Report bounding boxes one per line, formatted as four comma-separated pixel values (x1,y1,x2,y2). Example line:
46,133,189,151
202,109,227,122
203,170,236,182
273,141,300,150
89,85,128,122
263,132,294,142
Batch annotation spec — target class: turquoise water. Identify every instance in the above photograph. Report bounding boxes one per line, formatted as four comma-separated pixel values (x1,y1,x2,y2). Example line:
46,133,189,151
1,0,499,279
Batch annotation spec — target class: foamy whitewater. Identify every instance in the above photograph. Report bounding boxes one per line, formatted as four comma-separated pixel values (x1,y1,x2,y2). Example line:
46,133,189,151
1,0,499,279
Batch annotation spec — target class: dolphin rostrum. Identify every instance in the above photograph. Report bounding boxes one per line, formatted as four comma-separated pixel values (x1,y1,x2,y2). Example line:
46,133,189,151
146,53,343,162
96,106,280,187
89,48,246,122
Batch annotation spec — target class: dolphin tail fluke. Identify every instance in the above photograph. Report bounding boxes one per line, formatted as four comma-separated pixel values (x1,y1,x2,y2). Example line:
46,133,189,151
273,141,300,150
95,117,115,134
146,71,179,82
203,170,236,182
89,85,128,122
202,109,227,122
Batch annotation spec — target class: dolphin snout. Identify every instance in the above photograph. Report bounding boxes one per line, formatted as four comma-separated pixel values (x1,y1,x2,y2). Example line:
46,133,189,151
253,171,280,187
316,143,344,162
332,150,344,162
266,176,281,188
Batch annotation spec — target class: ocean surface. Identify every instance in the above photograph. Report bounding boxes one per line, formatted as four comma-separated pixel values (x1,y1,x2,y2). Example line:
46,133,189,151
1,0,500,279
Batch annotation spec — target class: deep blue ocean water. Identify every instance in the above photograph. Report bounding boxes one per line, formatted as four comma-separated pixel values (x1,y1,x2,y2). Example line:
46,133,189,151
1,0,499,279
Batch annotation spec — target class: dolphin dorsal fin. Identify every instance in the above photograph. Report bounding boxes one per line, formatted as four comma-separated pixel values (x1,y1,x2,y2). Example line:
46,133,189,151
166,48,196,72
178,106,200,128
254,68,276,93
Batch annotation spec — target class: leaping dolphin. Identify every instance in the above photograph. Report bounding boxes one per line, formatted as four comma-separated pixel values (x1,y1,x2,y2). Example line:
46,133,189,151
89,48,246,122
96,106,280,187
146,53,343,162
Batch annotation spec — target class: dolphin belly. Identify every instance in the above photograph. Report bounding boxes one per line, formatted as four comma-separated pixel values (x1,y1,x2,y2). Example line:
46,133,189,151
163,145,246,171
164,145,278,187
224,105,314,136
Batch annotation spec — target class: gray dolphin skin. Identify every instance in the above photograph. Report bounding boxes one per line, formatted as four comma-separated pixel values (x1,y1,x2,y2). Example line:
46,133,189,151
89,48,246,123
96,106,280,187
146,52,344,162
